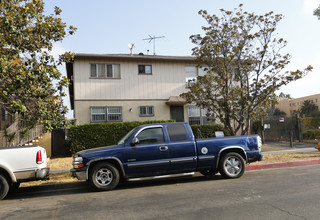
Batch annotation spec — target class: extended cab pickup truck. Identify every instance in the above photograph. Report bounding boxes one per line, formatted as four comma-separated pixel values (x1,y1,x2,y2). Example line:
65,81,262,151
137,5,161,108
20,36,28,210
0,145,49,200
71,122,263,191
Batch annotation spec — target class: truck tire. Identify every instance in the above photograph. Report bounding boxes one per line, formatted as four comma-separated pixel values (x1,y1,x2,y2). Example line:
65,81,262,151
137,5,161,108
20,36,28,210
219,152,245,179
89,162,120,191
0,173,9,200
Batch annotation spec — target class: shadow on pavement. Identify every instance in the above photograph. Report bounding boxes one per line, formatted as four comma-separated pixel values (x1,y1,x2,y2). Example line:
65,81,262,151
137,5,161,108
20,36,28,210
5,174,223,201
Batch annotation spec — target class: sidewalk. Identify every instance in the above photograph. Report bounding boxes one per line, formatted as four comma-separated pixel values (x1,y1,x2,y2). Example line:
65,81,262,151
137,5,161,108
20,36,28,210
247,141,320,171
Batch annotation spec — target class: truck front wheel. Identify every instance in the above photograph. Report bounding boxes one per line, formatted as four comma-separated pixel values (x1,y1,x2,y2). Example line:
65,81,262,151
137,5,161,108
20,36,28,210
89,162,120,191
219,152,245,179
0,173,9,200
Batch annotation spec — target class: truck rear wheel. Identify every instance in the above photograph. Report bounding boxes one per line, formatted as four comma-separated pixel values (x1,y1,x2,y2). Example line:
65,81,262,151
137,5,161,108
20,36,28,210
0,173,9,200
219,152,245,179
89,162,120,191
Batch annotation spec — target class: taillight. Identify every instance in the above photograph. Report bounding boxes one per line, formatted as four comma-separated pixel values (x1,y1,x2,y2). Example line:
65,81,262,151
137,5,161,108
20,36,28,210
36,150,43,164
257,136,262,152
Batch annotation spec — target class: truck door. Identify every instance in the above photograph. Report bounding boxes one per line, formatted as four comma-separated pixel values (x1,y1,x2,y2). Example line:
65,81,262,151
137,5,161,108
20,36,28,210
125,126,170,177
166,124,197,172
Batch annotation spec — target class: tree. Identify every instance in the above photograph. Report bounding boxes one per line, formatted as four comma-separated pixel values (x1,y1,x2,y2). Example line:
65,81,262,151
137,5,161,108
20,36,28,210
278,92,292,100
273,108,286,116
0,0,76,131
181,5,312,135
300,100,319,117
314,5,320,19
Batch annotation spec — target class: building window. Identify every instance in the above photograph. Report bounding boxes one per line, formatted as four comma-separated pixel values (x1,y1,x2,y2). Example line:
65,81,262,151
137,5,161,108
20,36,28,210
188,106,212,125
140,106,154,117
138,65,152,74
90,64,120,78
185,66,209,87
107,107,122,122
91,107,106,122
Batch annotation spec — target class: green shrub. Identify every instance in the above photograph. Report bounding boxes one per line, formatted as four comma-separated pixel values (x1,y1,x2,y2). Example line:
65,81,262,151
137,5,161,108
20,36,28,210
302,129,320,140
191,124,230,139
252,120,262,136
70,120,174,154
301,117,320,130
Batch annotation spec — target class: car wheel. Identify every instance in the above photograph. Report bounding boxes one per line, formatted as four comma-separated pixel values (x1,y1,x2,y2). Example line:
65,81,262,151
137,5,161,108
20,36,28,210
200,169,218,177
89,162,120,191
219,152,245,179
0,173,9,200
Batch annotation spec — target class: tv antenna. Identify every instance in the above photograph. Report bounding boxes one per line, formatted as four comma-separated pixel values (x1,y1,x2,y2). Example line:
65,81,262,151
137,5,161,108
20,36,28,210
128,43,135,56
143,35,165,55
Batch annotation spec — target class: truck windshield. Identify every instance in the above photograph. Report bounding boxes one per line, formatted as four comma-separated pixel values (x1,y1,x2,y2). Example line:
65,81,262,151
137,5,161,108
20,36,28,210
118,129,136,145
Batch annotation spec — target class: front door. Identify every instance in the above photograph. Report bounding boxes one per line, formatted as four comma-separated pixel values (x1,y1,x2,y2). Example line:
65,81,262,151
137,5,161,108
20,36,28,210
170,106,184,122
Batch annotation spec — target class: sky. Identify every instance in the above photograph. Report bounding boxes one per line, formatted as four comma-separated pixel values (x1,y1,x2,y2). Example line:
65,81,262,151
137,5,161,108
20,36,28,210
43,0,320,118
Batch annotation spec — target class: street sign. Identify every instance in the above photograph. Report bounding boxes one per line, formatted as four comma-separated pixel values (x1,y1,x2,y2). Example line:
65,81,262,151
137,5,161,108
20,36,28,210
279,117,285,122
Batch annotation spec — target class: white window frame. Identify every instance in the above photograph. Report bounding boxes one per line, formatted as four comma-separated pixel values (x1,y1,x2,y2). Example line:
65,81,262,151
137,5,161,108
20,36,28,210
90,63,121,79
139,106,154,117
138,65,152,74
107,106,122,122
90,106,106,122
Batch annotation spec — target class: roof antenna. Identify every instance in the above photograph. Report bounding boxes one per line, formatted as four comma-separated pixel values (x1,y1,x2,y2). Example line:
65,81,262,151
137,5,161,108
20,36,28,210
143,35,165,55
128,43,135,56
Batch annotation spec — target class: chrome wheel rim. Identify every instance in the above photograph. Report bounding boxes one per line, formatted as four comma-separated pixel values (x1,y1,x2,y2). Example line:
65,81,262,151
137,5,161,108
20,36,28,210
224,156,242,176
95,168,113,186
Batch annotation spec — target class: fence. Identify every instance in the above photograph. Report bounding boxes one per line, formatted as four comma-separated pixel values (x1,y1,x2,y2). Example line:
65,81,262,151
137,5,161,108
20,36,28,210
0,121,43,147
262,116,303,142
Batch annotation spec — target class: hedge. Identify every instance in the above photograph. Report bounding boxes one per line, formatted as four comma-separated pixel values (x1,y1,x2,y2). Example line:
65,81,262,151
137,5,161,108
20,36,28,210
190,124,230,139
70,121,228,154
302,129,320,140
70,120,174,154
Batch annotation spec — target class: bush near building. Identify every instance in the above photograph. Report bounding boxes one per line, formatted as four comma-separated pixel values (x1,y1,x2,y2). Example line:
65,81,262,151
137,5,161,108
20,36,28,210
69,121,228,154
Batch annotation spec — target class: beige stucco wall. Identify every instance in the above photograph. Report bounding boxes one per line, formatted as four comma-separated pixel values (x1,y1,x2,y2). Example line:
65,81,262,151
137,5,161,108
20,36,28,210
74,100,190,125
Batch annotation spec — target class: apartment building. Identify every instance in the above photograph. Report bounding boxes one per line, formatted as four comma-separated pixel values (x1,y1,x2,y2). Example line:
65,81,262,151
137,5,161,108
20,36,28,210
276,93,320,116
66,53,211,125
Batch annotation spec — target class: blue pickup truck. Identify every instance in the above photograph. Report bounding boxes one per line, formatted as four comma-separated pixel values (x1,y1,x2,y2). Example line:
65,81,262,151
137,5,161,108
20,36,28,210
71,122,263,191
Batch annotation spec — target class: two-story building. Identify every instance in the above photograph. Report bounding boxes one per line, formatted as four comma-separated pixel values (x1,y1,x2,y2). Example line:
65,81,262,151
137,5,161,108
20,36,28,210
276,93,320,116
66,53,211,125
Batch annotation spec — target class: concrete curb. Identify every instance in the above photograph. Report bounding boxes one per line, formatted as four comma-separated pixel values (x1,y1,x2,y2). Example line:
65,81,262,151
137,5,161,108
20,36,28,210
246,159,320,171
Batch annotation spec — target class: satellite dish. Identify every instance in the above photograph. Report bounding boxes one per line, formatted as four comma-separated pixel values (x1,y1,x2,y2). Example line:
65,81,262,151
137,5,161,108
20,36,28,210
128,43,135,56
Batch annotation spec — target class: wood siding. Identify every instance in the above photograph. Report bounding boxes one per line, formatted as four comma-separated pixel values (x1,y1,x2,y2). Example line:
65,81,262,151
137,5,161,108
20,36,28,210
73,57,189,100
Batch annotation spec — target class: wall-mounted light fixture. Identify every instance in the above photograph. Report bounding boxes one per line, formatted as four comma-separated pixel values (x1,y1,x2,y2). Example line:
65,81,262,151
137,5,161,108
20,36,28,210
129,108,133,112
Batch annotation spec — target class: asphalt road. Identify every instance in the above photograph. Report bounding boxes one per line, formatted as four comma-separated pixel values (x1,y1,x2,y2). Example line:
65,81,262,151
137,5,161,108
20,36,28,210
1,165,320,220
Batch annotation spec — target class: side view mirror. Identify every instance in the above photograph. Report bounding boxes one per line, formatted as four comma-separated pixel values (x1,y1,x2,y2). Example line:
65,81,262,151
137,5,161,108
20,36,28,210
131,137,139,146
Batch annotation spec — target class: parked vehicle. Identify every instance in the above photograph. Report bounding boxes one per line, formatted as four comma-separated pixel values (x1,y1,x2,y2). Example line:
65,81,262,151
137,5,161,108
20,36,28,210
71,122,263,191
0,145,49,200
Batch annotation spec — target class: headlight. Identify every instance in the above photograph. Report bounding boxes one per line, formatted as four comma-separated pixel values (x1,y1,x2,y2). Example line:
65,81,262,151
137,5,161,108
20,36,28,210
73,155,84,168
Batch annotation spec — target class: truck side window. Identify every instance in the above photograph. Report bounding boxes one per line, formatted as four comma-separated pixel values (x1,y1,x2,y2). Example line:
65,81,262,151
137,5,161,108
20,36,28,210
167,124,188,142
136,127,164,145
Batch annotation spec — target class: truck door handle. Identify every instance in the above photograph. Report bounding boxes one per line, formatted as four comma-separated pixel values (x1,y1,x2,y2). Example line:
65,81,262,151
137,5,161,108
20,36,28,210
159,146,168,151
